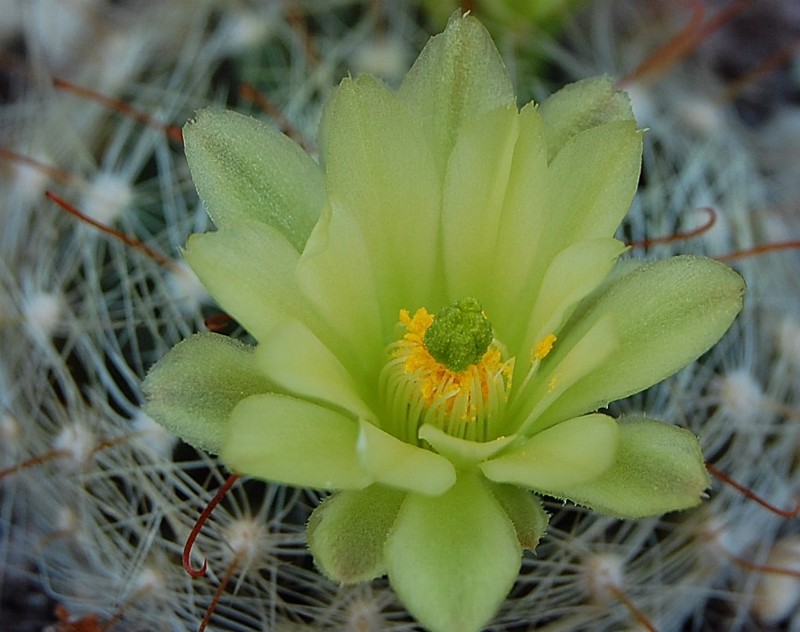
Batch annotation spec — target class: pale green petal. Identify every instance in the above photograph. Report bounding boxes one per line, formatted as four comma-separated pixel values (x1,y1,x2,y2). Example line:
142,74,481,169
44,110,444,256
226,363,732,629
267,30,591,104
536,255,745,427
487,103,549,342
184,108,323,251
491,116,639,348
307,487,405,583
255,320,377,419
320,74,440,317
385,472,520,632
419,424,517,469
481,414,618,494
522,237,628,349
544,121,642,246
559,417,710,518
489,484,549,550
223,394,372,490
441,106,519,300
183,222,314,343
296,202,384,375
538,76,634,162
399,13,515,179
514,314,618,435
357,420,456,496
142,333,269,454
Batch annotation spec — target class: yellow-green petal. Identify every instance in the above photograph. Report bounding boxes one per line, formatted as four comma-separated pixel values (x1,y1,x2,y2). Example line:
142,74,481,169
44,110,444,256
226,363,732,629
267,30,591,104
544,120,643,246
385,472,520,632
183,222,315,343
419,424,517,469
487,103,549,341
536,255,745,427
522,237,628,351
398,12,515,179
490,104,639,346
223,394,372,490
357,420,456,496
256,320,376,420
184,108,323,251
320,74,441,316
296,202,385,374
307,487,405,584
441,106,519,300
480,414,619,493
142,333,270,454
538,75,635,162
514,313,618,435
559,417,710,518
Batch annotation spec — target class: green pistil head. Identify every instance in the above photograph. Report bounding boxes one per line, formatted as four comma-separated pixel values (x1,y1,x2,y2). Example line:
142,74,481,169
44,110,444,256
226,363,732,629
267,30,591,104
423,297,493,372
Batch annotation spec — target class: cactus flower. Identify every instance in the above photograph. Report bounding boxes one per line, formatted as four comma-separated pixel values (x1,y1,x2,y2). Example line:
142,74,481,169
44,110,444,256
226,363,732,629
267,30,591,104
143,13,744,632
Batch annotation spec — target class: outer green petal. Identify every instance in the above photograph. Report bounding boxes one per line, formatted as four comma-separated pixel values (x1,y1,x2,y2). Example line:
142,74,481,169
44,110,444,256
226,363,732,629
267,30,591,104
418,424,517,469
385,472,520,632
537,255,745,426
223,394,372,490
489,484,549,551
142,333,270,454
183,222,314,343
320,74,441,316
442,106,519,300
538,76,634,162
358,420,456,496
559,417,710,518
307,487,405,584
256,320,376,420
398,12,515,179
184,108,323,251
480,414,618,494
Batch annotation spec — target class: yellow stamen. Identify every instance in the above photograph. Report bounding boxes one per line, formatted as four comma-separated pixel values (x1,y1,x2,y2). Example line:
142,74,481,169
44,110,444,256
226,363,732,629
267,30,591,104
517,333,559,395
381,307,513,441
399,307,506,413
532,333,557,361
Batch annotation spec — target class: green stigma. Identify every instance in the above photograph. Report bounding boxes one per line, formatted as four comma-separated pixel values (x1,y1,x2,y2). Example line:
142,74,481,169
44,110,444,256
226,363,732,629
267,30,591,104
423,298,493,372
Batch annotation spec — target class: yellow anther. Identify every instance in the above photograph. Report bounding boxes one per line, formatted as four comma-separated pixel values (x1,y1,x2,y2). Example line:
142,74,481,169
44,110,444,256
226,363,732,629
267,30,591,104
532,333,557,361
389,307,512,420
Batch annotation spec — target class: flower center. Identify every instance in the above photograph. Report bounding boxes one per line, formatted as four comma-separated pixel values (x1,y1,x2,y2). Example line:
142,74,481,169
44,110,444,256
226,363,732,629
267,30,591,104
423,297,494,372
379,298,514,443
